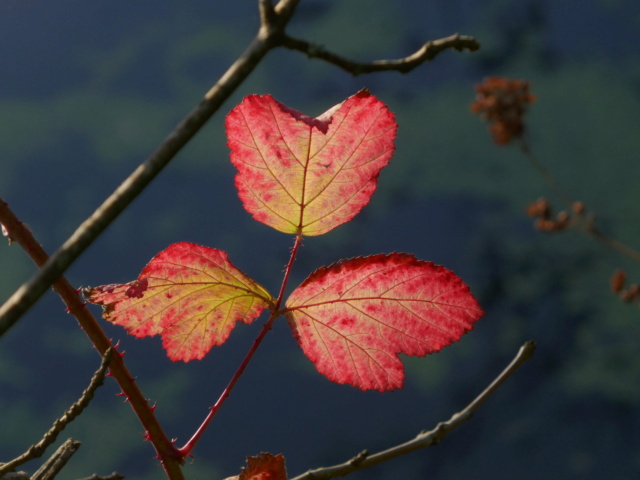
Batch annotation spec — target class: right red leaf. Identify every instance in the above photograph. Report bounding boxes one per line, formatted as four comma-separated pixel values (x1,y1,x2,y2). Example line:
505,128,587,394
285,254,483,392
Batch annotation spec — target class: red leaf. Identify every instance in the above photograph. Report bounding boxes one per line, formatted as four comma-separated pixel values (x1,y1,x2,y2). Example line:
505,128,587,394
84,242,274,362
285,254,483,391
226,90,397,236
227,453,287,480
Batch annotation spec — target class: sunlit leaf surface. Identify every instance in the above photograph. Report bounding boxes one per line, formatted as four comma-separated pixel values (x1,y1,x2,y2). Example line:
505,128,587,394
85,242,274,362
226,90,397,236
285,254,483,391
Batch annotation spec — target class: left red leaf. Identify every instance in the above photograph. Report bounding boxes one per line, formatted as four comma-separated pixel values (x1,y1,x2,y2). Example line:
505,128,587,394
84,242,275,362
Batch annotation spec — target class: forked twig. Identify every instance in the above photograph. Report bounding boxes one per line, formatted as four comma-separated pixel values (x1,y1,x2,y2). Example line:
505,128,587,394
0,349,113,477
290,341,536,480
31,439,81,480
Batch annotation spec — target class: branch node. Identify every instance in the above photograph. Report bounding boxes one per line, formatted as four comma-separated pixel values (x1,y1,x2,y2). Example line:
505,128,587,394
348,450,369,467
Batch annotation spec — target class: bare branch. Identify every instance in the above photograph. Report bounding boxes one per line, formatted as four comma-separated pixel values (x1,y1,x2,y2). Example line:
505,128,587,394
274,0,301,20
0,470,29,480
0,350,113,476
290,341,536,480
259,0,276,26
75,473,124,480
31,439,81,480
281,33,480,75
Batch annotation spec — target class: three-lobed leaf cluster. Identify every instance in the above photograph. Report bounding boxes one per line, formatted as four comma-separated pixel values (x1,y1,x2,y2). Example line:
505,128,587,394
85,90,483,392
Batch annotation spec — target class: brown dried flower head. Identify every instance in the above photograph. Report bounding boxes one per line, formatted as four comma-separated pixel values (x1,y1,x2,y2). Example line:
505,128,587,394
471,77,536,145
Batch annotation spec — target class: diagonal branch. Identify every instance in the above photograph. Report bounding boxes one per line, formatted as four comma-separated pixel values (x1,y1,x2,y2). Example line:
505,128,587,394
30,439,81,480
0,350,112,477
290,341,536,480
281,33,480,75
0,199,185,478
74,474,124,480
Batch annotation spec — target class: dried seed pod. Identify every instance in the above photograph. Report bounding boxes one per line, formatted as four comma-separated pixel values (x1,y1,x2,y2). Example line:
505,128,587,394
526,197,550,219
555,211,570,229
622,284,640,302
572,201,585,215
610,269,626,293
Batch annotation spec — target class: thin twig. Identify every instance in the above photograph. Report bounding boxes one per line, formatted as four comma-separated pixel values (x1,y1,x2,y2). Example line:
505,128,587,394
520,140,640,263
0,470,29,480
177,234,304,456
290,341,536,480
258,0,277,27
281,33,479,75
75,473,124,480
31,439,81,480
0,350,113,476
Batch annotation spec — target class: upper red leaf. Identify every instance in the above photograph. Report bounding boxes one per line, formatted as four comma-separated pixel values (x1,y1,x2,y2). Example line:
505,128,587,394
84,242,274,362
285,254,483,392
226,90,397,236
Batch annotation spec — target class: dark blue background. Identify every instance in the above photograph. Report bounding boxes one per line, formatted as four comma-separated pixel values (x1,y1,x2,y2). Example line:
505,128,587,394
1,1,640,479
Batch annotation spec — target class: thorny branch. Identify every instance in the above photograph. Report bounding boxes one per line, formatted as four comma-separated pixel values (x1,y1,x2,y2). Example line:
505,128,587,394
0,199,184,478
0,350,112,477
290,341,536,480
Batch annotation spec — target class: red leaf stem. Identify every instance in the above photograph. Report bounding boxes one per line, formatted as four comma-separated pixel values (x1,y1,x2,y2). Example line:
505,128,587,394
177,235,303,456
177,311,279,457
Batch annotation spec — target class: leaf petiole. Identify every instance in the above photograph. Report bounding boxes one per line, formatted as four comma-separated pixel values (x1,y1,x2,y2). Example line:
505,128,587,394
177,234,303,457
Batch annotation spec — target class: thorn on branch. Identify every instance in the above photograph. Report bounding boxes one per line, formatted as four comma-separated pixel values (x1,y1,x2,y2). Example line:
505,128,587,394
1,222,12,245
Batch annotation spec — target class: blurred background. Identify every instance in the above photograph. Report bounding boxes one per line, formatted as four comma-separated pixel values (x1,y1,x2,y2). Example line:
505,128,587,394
1,1,640,479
